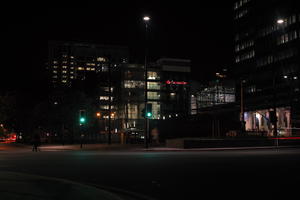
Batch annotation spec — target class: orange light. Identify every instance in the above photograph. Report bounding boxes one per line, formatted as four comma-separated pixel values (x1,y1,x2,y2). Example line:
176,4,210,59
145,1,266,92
96,112,101,117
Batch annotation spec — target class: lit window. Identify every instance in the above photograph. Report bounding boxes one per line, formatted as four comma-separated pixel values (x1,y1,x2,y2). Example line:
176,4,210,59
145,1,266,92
62,66,67,69
124,80,145,88
97,57,106,62
147,82,160,90
100,96,109,100
62,70,67,73
147,71,160,80
147,92,160,100
77,67,84,70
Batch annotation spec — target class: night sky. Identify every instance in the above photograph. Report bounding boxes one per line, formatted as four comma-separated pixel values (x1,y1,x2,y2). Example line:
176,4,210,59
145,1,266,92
1,0,235,93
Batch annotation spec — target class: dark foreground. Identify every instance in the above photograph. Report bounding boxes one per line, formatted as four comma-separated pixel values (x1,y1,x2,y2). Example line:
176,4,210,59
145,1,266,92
0,145,300,199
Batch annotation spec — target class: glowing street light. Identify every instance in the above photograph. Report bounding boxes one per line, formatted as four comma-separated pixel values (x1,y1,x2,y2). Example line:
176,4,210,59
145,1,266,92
143,16,150,22
96,112,101,118
277,19,285,24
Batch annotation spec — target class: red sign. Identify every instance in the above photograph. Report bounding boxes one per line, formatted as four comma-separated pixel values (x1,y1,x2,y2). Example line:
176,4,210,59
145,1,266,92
166,80,188,85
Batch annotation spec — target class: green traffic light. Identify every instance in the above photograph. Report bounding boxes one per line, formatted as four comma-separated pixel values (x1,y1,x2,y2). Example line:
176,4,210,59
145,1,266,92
146,112,152,117
80,117,86,123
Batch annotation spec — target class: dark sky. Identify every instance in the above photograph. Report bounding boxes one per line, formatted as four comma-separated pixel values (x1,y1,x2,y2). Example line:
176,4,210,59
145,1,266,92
1,0,235,93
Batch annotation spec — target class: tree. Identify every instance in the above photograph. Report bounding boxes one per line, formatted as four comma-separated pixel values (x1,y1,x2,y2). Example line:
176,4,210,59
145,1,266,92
0,93,17,131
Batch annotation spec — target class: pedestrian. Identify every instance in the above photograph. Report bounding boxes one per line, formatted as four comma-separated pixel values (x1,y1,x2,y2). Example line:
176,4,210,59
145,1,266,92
32,128,41,152
80,134,84,148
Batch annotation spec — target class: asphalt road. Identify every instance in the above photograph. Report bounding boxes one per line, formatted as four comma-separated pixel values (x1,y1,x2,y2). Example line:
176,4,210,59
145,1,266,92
1,147,300,199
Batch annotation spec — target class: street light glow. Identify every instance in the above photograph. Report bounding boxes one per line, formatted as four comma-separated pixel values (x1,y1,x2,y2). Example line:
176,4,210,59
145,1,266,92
143,16,150,21
277,19,284,24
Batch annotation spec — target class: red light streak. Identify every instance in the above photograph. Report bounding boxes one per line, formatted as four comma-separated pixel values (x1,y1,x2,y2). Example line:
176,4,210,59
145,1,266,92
271,137,300,140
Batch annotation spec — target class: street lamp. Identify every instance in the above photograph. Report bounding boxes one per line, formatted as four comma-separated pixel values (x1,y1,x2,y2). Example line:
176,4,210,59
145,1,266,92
240,79,246,134
143,15,150,148
277,19,285,24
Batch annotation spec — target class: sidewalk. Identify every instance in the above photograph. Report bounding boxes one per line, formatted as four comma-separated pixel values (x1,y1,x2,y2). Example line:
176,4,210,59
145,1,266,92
0,171,123,200
1,143,299,152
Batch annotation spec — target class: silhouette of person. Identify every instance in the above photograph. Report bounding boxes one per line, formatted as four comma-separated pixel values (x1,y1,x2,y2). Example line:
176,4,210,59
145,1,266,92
32,128,41,152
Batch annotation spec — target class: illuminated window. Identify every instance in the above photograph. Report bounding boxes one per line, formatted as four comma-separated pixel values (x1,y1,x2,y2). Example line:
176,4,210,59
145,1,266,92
70,76,74,79
124,80,145,88
147,82,160,90
53,66,58,69
53,75,58,78
86,67,91,71
147,92,160,100
100,96,109,100
53,70,57,74
62,70,67,73
147,71,160,80
62,66,67,69
97,57,106,62
101,87,114,92
77,67,84,70
100,105,115,110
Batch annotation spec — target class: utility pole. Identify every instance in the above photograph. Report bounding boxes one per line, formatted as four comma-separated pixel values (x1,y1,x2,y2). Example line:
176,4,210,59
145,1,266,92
240,80,246,133
272,74,278,146
108,62,112,145
143,16,150,148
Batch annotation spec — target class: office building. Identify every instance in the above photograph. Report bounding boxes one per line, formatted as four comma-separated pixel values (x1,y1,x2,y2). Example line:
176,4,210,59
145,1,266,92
233,0,300,136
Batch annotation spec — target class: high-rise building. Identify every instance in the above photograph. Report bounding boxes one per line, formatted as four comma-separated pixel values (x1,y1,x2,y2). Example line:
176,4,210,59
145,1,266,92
48,41,129,88
233,0,300,136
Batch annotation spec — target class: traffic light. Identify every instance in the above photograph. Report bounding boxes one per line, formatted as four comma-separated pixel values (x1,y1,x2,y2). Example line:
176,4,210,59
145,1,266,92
79,110,86,125
146,103,152,118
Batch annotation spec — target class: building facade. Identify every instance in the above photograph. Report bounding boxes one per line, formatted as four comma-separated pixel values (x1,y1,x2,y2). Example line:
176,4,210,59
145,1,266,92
47,42,191,140
233,0,300,136
48,41,129,88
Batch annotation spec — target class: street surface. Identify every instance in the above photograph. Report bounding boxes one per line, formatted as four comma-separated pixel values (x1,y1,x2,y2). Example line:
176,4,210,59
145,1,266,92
0,144,300,199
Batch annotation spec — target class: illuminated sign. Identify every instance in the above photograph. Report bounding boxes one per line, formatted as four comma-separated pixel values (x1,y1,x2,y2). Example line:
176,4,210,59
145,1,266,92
166,80,188,85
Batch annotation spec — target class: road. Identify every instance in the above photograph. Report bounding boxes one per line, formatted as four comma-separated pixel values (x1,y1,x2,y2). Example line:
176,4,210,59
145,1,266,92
1,146,300,199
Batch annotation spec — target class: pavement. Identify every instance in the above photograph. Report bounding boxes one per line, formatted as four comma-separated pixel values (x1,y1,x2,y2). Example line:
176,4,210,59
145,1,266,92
1,143,298,152
0,171,125,200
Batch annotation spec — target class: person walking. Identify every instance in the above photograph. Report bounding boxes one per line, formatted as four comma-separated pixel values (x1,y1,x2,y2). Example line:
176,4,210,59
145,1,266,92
32,128,41,152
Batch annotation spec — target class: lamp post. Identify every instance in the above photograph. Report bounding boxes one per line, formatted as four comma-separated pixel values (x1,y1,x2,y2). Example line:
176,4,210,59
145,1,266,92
143,15,150,148
240,79,246,134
